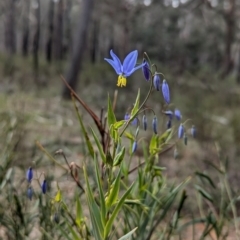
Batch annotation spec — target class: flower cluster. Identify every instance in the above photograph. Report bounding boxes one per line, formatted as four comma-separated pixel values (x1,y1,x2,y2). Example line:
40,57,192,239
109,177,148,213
105,49,197,156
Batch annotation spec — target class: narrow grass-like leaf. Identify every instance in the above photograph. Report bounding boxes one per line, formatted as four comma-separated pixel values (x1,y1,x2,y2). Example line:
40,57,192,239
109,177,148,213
56,225,73,240
66,222,81,240
83,166,104,239
113,120,125,129
195,171,216,189
76,197,83,227
91,128,106,164
104,183,134,239
106,166,122,209
118,227,138,240
113,147,125,166
94,155,107,226
195,185,213,203
124,132,135,141
108,95,116,128
72,98,94,158
131,89,140,117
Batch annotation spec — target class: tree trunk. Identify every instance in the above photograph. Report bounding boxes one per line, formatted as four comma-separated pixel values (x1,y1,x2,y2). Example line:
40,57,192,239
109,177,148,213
22,0,30,57
62,0,94,99
222,0,235,76
53,0,63,60
33,0,40,83
46,0,55,62
4,0,16,55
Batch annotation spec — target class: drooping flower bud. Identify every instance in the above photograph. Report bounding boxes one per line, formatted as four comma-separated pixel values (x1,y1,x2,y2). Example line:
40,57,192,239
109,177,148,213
162,80,170,104
152,116,158,134
124,113,130,121
184,133,188,145
27,187,33,200
167,120,172,129
41,179,47,194
164,110,173,120
132,118,138,126
174,148,179,160
142,59,150,81
26,167,33,183
142,115,147,130
54,213,60,224
153,73,161,91
178,124,184,139
174,109,182,121
132,141,138,153
191,125,196,138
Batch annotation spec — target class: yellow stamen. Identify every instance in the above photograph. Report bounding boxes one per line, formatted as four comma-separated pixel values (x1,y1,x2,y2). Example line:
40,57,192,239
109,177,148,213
117,75,127,87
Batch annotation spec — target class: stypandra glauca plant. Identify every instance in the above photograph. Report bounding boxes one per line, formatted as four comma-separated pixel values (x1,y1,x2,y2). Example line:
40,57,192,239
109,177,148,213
27,50,196,239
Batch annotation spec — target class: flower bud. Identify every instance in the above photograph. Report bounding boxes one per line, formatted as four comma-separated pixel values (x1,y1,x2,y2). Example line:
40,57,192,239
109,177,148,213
164,110,173,120
142,115,147,130
27,187,33,200
132,141,138,153
132,118,138,126
191,125,196,138
41,179,47,194
178,124,184,139
124,113,130,121
54,213,60,224
153,73,161,91
26,167,33,183
174,109,182,121
184,133,188,145
162,80,170,104
142,59,150,81
152,116,158,134
174,148,179,160
167,120,172,129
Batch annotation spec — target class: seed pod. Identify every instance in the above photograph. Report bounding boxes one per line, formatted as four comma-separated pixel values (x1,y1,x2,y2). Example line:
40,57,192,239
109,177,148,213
26,167,33,183
152,116,158,134
142,59,150,81
153,73,161,91
41,179,47,194
191,125,196,138
162,80,170,104
178,124,184,139
167,120,172,129
184,133,188,145
174,109,182,121
132,141,138,153
142,115,147,130
27,187,33,200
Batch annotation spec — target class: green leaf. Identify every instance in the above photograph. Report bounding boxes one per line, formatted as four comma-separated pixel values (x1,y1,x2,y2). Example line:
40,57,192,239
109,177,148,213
113,120,126,129
66,222,81,240
130,89,140,117
76,197,83,227
124,132,135,141
195,171,216,189
118,227,138,240
104,183,134,238
94,155,107,226
195,185,213,203
106,166,122,209
113,147,125,166
107,95,116,128
57,225,73,240
54,183,62,202
149,135,159,155
73,99,94,158
83,166,104,239
91,128,106,164
159,129,173,146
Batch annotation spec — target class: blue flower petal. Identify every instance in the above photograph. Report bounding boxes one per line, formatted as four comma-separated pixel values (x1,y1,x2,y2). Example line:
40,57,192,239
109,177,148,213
110,50,122,73
127,62,146,76
104,58,121,75
123,50,138,75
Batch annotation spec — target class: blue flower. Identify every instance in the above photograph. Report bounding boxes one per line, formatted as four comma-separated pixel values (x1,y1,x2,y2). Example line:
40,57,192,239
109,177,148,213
174,109,182,121
153,73,161,91
162,80,170,104
142,59,150,81
27,187,33,200
41,180,47,194
104,50,146,87
124,113,130,121
26,167,33,183
178,124,184,139
164,110,173,120
166,119,172,129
